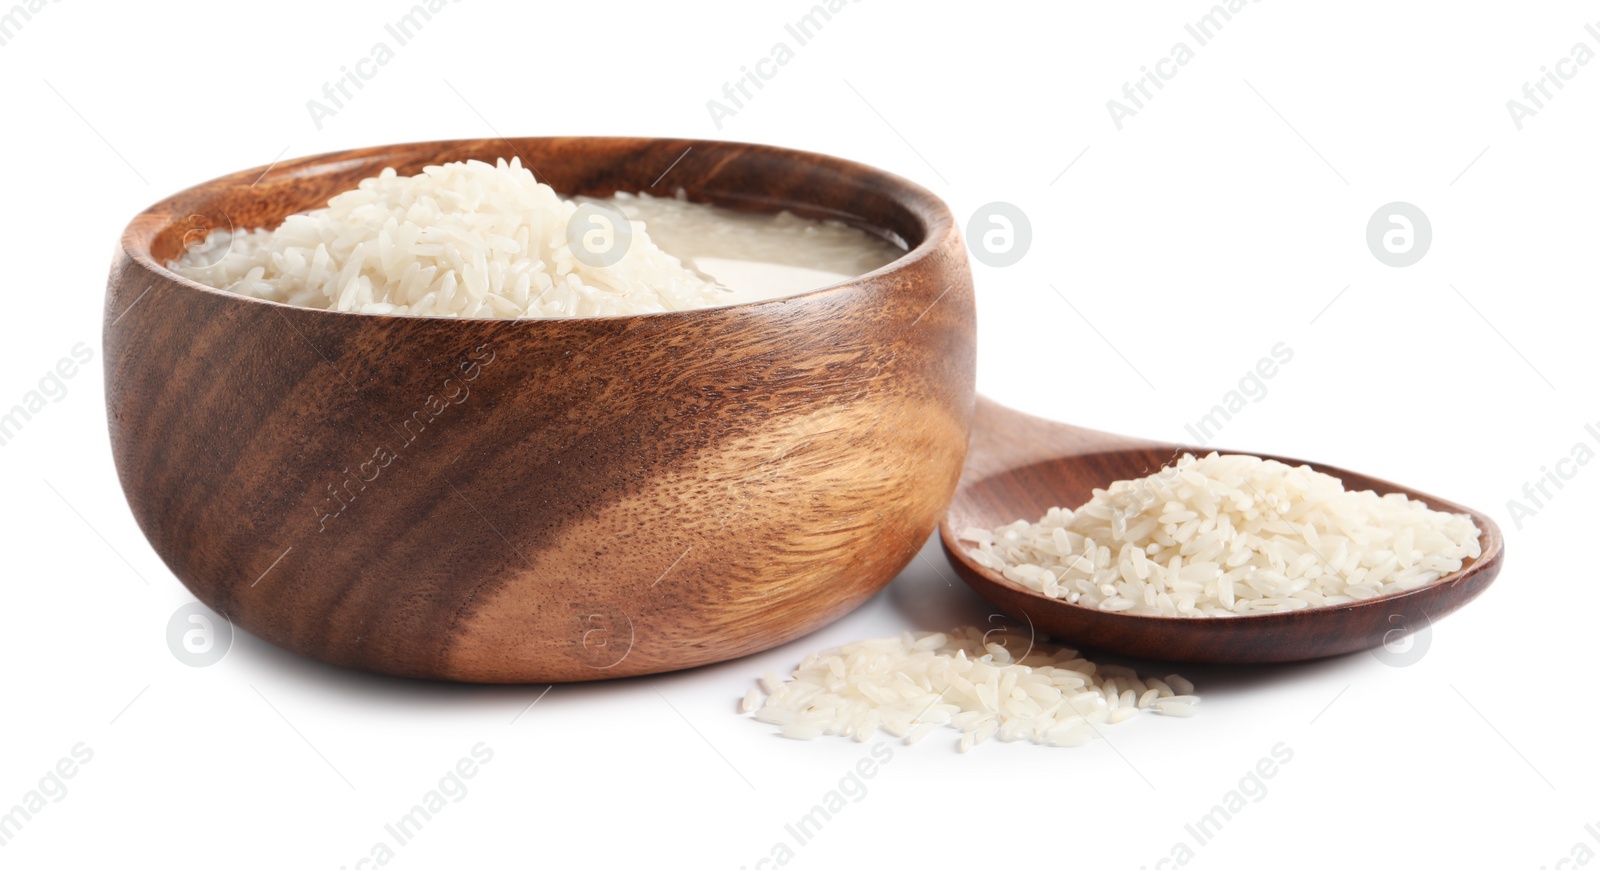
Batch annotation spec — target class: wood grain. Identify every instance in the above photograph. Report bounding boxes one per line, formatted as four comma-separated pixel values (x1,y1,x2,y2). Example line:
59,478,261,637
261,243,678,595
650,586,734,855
939,398,1504,664
105,137,976,682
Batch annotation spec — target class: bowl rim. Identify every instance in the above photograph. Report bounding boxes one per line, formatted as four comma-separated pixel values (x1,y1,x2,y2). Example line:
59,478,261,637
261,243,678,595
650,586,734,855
116,135,958,324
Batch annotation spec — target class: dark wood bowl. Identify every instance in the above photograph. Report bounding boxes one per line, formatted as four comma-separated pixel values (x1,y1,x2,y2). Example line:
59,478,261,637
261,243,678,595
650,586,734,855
105,137,975,682
939,399,1504,664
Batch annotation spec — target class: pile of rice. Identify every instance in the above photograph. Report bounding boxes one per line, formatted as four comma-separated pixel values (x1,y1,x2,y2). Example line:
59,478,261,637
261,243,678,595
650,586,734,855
961,453,1483,617
169,158,734,318
740,627,1197,752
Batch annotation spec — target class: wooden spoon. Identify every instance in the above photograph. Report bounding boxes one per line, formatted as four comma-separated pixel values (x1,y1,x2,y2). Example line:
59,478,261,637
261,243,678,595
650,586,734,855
938,398,1504,664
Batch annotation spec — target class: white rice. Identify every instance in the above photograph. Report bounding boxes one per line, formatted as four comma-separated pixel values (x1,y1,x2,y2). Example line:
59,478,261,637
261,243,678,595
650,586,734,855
168,157,900,318
742,627,1196,751
961,452,1483,617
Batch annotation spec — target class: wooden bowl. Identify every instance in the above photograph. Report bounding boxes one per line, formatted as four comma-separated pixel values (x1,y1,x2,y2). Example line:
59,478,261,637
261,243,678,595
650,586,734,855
105,137,975,682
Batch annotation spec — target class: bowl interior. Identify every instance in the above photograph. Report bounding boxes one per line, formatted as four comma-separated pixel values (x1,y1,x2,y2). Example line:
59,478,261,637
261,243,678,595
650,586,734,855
142,138,934,275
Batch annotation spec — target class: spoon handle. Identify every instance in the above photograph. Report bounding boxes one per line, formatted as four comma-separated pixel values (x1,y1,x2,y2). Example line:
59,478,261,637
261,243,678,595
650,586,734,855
965,396,1169,481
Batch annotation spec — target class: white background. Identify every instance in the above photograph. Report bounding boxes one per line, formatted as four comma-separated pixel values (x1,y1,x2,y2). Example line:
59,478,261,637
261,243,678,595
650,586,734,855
2,1,1596,867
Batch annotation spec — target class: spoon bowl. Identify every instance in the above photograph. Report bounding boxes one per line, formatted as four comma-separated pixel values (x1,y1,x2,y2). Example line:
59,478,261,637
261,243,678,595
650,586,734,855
939,399,1504,664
